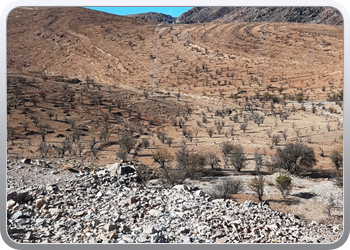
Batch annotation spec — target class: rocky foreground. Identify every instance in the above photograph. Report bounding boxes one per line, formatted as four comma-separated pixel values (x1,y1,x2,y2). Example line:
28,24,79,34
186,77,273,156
7,160,342,244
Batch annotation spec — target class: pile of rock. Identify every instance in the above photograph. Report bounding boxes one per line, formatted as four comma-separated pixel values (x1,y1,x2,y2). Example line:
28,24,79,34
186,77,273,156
7,162,342,243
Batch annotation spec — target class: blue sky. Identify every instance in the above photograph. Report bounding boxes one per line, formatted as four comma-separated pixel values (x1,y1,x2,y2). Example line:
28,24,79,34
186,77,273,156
85,7,193,17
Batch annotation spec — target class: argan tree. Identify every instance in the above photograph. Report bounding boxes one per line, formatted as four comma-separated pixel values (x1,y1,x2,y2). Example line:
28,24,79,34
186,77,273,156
248,175,265,201
119,133,137,154
275,142,317,175
206,153,219,169
228,145,246,172
153,148,174,168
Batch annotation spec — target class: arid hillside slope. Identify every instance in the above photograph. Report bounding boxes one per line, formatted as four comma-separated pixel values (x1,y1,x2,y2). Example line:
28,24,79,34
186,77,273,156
8,7,343,101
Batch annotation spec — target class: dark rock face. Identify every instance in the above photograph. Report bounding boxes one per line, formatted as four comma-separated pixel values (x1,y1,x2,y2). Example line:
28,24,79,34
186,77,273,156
128,12,176,23
176,7,343,26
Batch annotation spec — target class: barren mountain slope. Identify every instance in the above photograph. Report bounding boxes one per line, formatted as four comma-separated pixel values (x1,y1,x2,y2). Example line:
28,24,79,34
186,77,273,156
128,12,176,23
7,7,343,102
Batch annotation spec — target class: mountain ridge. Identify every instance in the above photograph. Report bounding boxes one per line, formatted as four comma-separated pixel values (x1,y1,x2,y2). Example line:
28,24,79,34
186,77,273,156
176,7,343,25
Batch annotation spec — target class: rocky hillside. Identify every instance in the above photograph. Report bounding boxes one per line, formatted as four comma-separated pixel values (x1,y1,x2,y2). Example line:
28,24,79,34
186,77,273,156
128,12,176,23
176,7,343,25
7,160,342,243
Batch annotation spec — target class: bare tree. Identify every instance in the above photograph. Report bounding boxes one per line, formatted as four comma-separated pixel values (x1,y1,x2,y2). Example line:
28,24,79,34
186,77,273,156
254,150,263,173
206,153,219,169
222,141,234,157
228,145,247,172
248,175,265,201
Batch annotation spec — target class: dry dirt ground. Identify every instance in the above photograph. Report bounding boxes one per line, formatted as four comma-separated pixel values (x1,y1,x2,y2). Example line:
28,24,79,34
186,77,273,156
7,7,343,225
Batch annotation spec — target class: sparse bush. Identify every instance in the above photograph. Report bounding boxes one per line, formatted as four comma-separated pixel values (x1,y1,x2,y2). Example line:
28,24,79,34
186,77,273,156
248,175,265,201
282,130,287,141
187,153,206,178
333,169,343,187
222,141,234,156
178,117,185,128
208,178,243,199
157,131,167,144
228,145,246,172
135,164,153,184
240,123,248,133
330,150,343,170
206,153,219,169
158,166,187,189
117,149,128,162
324,194,337,217
153,148,174,168
275,174,293,199
295,94,303,103
206,127,214,138
254,151,263,173
141,138,150,149
38,140,49,157
119,133,137,153
165,137,173,147
272,134,280,146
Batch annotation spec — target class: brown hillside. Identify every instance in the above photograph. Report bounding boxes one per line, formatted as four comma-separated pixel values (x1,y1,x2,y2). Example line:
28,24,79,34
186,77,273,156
8,7,343,101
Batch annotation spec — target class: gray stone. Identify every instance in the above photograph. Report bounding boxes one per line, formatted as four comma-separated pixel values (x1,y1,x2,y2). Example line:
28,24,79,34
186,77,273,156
12,211,23,220
104,223,119,232
194,190,205,197
35,218,46,226
182,236,192,243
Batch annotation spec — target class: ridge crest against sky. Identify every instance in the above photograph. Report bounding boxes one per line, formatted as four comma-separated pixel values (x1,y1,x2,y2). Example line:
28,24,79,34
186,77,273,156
85,7,193,17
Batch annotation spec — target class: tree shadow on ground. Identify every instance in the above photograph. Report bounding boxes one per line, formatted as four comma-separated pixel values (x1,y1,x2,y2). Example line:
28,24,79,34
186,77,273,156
267,198,300,205
299,169,334,179
292,192,317,199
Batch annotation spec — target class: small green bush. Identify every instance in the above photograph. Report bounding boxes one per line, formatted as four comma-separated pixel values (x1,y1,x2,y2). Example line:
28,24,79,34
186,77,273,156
275,174,293,199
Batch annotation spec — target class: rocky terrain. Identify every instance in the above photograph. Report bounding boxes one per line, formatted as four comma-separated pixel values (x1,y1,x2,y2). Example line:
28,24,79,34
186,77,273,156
7,160,342,244
176,7,343,25
128,12,176,23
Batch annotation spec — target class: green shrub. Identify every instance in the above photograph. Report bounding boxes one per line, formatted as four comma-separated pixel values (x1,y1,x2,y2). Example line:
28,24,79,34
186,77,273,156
295,94,303,103
275,174,293,199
